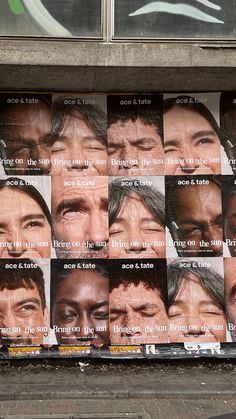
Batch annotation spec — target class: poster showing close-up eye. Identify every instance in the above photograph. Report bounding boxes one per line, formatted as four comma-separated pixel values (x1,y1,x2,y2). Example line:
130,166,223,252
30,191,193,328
113,0,236,40
0,0,102,38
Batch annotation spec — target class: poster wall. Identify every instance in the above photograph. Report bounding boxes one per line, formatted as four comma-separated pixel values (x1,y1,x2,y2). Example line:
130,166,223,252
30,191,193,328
0,91,236,359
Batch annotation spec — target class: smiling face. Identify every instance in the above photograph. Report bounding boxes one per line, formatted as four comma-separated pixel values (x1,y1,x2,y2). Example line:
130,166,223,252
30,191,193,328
52,269,109,346
164,107,221,175
0,188,51,259
108,118,164,176
52,176,108,258
224,258,236,341
170,182,223,257
169,274,226,343
110,282,168,344
51,113,107,176
109,194,165,258
3,102,51,175
0,283,48,345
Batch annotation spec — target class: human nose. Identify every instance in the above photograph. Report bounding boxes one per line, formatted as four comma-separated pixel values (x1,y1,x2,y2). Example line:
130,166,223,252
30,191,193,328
31,145,51,174
75,314,95,341
179,146,199,174
125,226,146,255
202,225,223,256
120,144,139,170
184,315,205,336
7,229,27,257
87,212,108,249
66,146,88,172
120,312,141,338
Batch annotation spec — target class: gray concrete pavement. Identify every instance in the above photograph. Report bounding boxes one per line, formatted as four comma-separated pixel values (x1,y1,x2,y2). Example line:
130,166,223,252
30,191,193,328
0,360,236,418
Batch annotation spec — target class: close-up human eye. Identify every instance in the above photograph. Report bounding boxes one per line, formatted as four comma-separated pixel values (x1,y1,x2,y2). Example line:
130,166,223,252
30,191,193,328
108,143,122,155
93,309,109,320
24,219,45,229
19,303,38,317
51,141,66,153
195,137,216,146
57,309,77,323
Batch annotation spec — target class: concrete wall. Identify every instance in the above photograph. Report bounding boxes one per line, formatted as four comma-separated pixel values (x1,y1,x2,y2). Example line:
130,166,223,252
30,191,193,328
0,40,235,92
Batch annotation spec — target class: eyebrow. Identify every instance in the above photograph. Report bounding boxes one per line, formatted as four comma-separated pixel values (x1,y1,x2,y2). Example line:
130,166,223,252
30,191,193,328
114,216,157,223
55,299,108,309
0,213,47,229
164,130,217,147
21,214,46,223
110,303,159,311
55,135,103,143
171,299,217,306
109,137,156,146
178,214,222,227
14,298,41,309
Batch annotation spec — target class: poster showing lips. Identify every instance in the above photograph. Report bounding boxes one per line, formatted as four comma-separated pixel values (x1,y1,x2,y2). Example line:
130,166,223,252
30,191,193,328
113,0,236,39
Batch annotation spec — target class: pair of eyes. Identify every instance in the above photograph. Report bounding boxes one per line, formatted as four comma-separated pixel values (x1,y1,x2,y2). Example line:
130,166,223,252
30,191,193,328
178,223,222,238
56,310,109,322
8,138,52,156
110,225,164,235
0,304,40,320
110,310,160,321
52,140,106,153
108,140,156,155
0,220,46,235
169,309,223,318
164,137,217,154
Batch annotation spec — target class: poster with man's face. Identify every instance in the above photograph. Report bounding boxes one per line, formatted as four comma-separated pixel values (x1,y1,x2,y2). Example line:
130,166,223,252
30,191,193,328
0,258,50,347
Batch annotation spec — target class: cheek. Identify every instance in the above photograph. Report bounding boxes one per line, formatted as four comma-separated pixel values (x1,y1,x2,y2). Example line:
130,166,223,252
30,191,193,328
55,221,86,241
109,246,122,258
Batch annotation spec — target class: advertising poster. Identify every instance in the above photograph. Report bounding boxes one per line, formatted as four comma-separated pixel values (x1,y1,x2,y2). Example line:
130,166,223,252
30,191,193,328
1,90,236,360
167,258,226,345
109,176,165,259
0,258,50,347
107,94,164,176
109,259,168,345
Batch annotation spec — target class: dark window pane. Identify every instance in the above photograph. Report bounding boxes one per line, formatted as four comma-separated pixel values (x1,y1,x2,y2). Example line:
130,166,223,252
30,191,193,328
0,0,102,38
114,0,236,39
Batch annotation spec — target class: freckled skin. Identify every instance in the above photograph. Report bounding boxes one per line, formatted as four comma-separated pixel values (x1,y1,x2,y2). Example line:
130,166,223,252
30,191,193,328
110,282,168,344
51,114,108,176
169,275,226,343
108,118,164,176
224,258,236,341
170,182,223,257
109,194,165,258
164,107,221,175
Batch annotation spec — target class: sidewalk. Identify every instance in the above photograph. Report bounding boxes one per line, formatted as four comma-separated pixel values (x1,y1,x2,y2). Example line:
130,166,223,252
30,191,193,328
0,359,236,418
